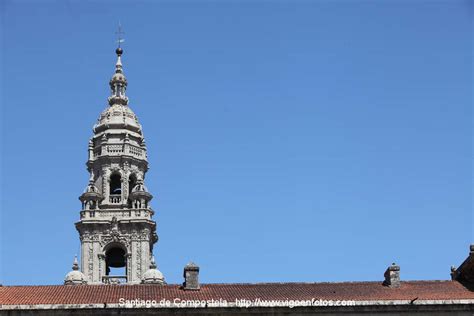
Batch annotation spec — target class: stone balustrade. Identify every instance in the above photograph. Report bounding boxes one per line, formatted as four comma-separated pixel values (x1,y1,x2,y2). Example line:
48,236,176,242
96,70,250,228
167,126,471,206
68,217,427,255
109,194,122,203
102,276,127,285
80,208,153,220
93,144,145,159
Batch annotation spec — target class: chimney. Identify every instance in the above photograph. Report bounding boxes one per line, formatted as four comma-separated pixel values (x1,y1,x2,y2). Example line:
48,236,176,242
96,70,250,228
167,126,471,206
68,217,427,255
383,263,400,288
183,262,200,290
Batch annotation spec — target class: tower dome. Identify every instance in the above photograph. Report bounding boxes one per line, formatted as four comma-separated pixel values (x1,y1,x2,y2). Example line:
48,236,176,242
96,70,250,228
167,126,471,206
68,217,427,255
92,47,143,136
64,256,87,285
142,256,165,284
94,103,142,135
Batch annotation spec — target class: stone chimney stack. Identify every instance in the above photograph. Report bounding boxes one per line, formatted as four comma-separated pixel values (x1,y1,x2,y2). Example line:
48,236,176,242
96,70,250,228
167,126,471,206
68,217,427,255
383,263,400,288
183,262,200,290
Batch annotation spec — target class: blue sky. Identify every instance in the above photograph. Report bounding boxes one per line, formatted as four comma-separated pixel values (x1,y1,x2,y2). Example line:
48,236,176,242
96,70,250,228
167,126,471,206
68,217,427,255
1,0,472,285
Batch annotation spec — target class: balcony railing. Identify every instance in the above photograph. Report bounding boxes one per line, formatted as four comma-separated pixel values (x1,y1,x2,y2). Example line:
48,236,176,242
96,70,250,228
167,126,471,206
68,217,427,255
102,276,127,284
109,194,122,204
93,144,145,159
80,208,153,220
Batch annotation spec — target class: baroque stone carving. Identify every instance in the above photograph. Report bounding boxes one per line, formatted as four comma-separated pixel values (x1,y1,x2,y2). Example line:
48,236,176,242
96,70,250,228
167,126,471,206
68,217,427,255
75,47,161,285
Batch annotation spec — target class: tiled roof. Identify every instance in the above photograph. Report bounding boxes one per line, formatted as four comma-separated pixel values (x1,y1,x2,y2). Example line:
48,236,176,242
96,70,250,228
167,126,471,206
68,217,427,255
1,281,473,306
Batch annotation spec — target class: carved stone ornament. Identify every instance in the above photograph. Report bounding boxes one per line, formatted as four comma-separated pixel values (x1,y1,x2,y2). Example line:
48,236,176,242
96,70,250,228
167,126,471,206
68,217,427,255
75,46,160,285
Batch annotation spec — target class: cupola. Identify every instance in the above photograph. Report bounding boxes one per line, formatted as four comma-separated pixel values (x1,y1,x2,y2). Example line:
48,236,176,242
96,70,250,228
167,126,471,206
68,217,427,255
64,256,87,285
141,256,165,284
129,178,153,209
79,180,103,210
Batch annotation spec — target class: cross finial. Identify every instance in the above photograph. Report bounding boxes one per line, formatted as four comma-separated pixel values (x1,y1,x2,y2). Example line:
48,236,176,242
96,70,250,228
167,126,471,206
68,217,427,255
116,22,125,48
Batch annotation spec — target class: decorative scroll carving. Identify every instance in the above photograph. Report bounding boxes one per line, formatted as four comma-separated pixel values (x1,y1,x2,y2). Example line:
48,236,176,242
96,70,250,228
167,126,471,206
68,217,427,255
88,243,94,281
136,242,142,279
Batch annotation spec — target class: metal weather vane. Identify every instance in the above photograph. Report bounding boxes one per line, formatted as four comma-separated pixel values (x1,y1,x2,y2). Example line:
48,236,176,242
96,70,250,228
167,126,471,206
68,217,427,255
116,22,125,48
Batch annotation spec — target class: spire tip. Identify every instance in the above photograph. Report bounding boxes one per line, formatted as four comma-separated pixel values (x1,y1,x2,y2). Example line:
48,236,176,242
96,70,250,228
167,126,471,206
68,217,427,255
72,255,79,271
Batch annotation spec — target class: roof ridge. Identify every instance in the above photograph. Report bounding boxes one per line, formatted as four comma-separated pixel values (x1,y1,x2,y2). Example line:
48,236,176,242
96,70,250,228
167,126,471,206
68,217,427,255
0,280,454,288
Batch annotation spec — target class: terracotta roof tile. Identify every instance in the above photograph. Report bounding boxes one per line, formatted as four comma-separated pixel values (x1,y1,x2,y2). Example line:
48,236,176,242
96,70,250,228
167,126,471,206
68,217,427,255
1,281,473,306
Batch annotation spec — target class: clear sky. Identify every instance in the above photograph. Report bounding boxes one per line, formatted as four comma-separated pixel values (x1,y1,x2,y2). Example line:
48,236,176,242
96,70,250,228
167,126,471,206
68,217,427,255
0,0,472,285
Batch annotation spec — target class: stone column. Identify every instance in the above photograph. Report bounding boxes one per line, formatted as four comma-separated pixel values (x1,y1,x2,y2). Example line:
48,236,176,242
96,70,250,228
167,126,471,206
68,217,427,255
98,254,106,284
126,253,132,283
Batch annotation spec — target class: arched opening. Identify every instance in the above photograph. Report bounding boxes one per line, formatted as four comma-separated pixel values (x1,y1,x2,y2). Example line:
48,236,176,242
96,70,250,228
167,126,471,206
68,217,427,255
110,173,122,195
128,173,137,195
104,246,127,283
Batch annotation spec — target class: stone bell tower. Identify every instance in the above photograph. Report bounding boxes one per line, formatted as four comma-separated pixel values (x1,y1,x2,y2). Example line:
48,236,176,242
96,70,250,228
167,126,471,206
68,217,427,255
74,46,164,285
